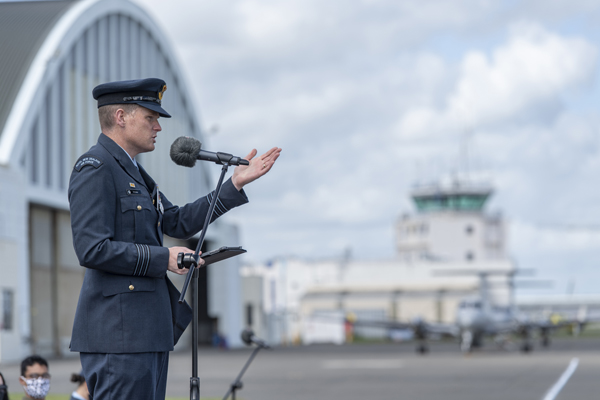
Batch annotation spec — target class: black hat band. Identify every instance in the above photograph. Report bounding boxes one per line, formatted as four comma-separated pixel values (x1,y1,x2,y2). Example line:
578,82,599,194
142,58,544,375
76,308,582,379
96,91,161,107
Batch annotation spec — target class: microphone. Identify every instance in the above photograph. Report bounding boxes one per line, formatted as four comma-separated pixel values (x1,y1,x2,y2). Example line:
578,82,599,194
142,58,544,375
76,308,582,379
170,136,250,167
241,328,270,348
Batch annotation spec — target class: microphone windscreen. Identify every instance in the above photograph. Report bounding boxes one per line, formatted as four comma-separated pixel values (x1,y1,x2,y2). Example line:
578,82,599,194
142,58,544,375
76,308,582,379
241,328,254,345
170,136,202,167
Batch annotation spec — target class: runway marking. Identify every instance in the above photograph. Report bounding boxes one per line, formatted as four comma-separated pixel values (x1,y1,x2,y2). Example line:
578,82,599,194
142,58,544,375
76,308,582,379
542,358,579,400
322,359,404,369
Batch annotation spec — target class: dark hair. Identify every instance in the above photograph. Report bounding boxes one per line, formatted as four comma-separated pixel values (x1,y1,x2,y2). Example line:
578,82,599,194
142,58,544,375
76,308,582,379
71,373,86,385
20,355,48,376
0,371,8,400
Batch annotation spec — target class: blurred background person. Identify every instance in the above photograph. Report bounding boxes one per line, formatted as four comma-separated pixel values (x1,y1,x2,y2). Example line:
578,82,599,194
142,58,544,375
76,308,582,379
19,355,50,400
0,372,9,400
69,372,88,400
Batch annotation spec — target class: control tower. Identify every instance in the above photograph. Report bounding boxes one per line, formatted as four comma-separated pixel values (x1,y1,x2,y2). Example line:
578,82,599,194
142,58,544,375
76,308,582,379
396,177,506,263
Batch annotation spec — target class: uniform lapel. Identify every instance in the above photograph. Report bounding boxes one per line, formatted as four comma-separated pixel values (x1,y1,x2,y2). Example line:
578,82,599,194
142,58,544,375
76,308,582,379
138,164,156,194
98,133,147,189
139,163,164,245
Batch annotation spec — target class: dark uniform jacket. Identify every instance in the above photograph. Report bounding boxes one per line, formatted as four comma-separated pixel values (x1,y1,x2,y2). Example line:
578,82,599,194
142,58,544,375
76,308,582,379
68,133,248,353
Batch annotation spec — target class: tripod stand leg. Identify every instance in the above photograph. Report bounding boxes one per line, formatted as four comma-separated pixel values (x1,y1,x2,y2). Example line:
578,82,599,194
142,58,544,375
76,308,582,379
222,345,263,400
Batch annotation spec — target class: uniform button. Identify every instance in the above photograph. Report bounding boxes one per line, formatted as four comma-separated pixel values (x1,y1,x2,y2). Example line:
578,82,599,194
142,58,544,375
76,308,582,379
129,285,134,291
158,222,161,227
137,205,142,211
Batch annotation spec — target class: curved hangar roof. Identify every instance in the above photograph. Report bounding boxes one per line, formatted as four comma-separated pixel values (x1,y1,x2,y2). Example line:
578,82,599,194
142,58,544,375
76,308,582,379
0,0,75,140
0,0,209,208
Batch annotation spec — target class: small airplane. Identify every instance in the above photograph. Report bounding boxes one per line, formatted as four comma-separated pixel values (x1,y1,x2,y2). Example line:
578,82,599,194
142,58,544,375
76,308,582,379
347,269,587,354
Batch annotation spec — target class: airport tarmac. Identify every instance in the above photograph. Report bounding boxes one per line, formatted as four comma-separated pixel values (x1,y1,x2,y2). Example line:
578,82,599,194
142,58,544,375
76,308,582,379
1,337,598,399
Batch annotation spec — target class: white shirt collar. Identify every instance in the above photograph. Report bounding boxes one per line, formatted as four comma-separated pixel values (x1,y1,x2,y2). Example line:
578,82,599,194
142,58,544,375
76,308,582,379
116,143,138,169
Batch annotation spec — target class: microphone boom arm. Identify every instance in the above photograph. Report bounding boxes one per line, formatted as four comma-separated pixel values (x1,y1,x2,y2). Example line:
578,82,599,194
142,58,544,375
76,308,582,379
198,150,249,166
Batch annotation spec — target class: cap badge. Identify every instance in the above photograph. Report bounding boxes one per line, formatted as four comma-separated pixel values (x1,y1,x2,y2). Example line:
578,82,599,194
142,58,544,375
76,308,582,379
159,84,167,101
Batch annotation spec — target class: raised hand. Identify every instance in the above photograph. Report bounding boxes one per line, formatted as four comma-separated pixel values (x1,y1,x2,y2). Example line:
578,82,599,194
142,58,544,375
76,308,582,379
232,147,282,190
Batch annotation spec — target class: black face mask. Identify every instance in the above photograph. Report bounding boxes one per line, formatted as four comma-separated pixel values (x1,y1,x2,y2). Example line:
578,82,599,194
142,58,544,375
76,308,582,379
0,384,7,400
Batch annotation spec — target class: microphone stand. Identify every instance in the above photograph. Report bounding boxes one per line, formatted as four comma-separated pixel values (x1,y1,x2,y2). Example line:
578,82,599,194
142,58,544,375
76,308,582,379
222,342,269,400
177,153,239,400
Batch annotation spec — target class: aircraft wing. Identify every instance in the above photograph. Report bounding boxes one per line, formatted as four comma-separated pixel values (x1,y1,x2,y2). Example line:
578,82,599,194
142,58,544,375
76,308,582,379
309,313,459,337
423,321,460,336
350,318,459,338
520,313,600,332
350,318,412,330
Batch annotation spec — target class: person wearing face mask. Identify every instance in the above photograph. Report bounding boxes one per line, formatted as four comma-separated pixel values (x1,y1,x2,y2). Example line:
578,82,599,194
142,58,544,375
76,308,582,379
19,356,50,400
0,371,9,400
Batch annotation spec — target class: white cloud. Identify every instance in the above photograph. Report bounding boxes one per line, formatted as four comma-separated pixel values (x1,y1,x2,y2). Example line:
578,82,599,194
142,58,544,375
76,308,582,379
511,219,600,254
450,22,597,126
396,22,597,139
234,0,312,42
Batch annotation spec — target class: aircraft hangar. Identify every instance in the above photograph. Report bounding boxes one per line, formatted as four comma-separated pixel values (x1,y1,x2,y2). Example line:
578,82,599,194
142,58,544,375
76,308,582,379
0,0,244,363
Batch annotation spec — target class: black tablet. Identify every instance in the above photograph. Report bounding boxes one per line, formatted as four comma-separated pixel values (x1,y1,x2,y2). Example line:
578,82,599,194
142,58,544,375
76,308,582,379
200,246,247,266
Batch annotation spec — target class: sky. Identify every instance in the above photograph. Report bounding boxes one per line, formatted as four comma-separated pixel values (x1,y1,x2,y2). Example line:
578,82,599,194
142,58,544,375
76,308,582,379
132,0,600,296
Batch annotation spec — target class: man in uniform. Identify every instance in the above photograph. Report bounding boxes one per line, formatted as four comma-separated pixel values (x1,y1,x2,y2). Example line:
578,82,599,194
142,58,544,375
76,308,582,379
68,78,281,399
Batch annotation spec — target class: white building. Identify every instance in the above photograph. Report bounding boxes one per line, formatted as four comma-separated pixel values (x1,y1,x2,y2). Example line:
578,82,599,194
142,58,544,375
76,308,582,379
242,177,514,345
0,0,245,363
396,178,505,263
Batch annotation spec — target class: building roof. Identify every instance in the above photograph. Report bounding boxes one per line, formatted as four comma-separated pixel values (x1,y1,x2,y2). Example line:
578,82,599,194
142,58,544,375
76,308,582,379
0,0,76,138
411,179,494,212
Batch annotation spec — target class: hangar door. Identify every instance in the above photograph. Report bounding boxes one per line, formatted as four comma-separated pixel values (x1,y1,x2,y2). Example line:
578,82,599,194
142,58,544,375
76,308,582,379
29,205,83,357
